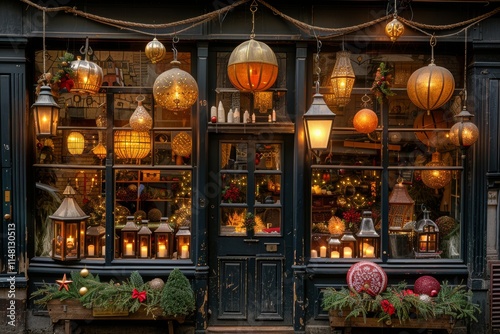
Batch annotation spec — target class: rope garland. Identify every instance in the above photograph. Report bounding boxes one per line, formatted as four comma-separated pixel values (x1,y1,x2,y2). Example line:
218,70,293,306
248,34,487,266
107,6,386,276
19,0,500,40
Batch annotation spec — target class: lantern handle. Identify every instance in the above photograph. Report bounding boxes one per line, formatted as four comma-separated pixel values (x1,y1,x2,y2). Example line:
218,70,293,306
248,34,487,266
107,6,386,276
361,94,372,107
171,35,179,61
79,37,94,61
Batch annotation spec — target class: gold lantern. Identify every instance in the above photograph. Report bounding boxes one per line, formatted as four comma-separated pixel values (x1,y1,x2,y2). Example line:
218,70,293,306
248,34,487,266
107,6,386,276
154,217,174,259
50,185,88,261
145,37,166,64
137,220,152,259
340,231,357,258
33,85,60,138
171,132,192,157
353,108,378,134
328,236,341,259
414,208,440,257
388,179,415,228
85,224,105,258
449,107,479,149
114,130,151,161
176,225,191,259
129,96,153,132
153,39,199,112
421,151,452,190
356,211,379,258
407,38,455,112
121,216,139,258
330,50,355,107
385,17,405,42
67,132,85,155
70,38,103,95
92,142,107,160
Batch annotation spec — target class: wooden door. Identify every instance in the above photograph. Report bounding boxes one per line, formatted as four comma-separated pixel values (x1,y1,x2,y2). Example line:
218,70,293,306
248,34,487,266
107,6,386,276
207,134,293,327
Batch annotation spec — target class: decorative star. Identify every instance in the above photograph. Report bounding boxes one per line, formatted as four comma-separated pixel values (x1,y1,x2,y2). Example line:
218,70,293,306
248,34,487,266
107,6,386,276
56,273,73,291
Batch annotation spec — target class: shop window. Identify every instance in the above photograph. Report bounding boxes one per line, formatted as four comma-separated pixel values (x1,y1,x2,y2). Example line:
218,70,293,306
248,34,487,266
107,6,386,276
33,50,193,261
309,51,463,262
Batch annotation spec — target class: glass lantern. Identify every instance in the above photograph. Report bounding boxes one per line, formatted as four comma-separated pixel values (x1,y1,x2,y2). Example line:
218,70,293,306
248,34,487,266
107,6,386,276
154,217,174,259
340,231,357,258
356,211,380,258
121,216,139,258
85,224,105,258
176,225,191,259
100,233,120,259
137,220,152,259
414,208,440,257
328,236,341,259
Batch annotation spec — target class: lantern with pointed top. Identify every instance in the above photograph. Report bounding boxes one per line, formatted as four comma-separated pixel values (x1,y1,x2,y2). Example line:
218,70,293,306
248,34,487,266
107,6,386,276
130,96,152,132
449,107,479,149
330,50,356,107
70,38,103,94
33,85,60,138
145,37,166,64
356,211,379,258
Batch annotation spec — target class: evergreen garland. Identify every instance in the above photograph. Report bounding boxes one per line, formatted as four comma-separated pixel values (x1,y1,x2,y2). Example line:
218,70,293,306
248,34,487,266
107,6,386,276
371,62,396,105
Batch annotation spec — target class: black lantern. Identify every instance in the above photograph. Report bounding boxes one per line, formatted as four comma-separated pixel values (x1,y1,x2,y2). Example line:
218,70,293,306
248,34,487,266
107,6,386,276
137,220,152,259
50,185,88,261
415,208,440,257
121,216,139,258
85,224,105,258
356,211,380,258
328,236,341,259
176,225,191,259
303,83,336,152
340,231,357,258
33,85,60,138
154,217,174,259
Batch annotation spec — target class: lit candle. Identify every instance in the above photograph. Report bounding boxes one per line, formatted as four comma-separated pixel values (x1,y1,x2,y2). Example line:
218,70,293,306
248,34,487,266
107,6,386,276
66,236,74,248
344,247,352,258
140,246,148,258
320,246,327,258
365,245,375,257
125,243,133,256
272,109,276,122
331,251,340,258
158,244,167,258
311,250,318,258
181,245,189,258
252,113,256,123
102,246,106,256
87,244,95,256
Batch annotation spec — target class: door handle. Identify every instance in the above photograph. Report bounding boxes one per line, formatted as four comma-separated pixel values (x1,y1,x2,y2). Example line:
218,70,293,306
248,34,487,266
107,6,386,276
243,239,259,243
4,214,11,220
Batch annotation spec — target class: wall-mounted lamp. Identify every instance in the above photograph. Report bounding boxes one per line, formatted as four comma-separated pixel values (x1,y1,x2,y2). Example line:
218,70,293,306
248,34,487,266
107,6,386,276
33,85,60,138
303,86,336,153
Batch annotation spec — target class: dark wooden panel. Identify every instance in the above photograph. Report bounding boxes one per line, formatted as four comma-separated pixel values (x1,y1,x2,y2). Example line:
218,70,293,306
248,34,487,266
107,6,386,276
491,261,500,328
488,79,500,173
218,257,247,320
255,258,283,320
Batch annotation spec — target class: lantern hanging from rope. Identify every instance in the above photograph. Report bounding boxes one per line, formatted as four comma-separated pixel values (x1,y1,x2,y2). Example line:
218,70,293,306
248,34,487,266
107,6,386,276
330,50,356,107
385,0,405,42
67,131,85,155
70,38,103,95
145,37,166,64
421,151,452,190
130,95,153,132
353,95,378,134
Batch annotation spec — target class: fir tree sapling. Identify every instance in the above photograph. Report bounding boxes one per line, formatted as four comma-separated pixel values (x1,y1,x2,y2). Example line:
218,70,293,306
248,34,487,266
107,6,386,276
160,268,195,317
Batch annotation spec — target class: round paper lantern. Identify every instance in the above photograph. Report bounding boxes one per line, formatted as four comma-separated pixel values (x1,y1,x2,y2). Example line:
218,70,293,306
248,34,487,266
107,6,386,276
145,37,166,64
171,132,192,157
407,63,455,112
67,132,85,155
227,39,278,92
413,109,454,150
421,151,452,190
353,108,378,133
347,261,388,296
449,108,479,148
114,130,151,160
414,275,441,296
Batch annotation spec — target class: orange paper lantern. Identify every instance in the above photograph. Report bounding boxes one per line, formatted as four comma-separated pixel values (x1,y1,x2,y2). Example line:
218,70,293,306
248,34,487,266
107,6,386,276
353,108,378,134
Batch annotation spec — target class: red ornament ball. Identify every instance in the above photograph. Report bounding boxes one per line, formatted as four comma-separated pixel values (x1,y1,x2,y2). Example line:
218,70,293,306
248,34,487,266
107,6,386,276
414,275,441,296
211,116,217,123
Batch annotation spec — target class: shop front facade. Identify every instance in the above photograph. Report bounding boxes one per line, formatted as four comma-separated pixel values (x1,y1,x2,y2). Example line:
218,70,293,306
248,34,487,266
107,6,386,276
1,0,500,333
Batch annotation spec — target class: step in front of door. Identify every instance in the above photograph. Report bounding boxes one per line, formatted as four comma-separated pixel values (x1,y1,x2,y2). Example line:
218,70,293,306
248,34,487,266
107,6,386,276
206,326,295,334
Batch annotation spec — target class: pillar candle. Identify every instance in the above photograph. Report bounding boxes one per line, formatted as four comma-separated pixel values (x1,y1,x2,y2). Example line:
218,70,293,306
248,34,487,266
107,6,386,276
217,101,225,123
140,245,148,258
158,244,167,258
320,246,327,258
344,246,352,258
365,245,375,257
181,245,189,258
331,251,340,258
125,243,133,256
272,109,276,122
311,249,318,258
102,246,106,256
88,244,95,256
210,106,217,118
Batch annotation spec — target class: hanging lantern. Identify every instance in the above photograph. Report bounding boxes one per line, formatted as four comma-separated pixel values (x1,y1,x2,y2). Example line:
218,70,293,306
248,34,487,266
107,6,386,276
67,132,85,155
449,107,479,149
385,17,405,42
413,109,453,150
421,151,452,190
353,108,378,134
92,142,107,160
50,184,88,261
154,217,174,259
330,50,356,107
356,211,379,258
388,178,415,228
145,37,166,64
70,38,103,95
114,130,151,161
171,132,192,157
414,208,440,256
33,85,60,138
129,96,153,132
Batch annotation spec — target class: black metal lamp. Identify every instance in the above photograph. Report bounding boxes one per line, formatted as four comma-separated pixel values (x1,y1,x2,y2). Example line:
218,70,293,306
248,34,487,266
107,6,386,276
33,85,60,138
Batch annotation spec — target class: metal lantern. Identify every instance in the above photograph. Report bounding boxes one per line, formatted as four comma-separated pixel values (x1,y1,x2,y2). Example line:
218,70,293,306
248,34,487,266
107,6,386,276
137,220,152,259
114,130,151,161
129,97,153,132
50,185,88,261
449,107,479,149
388,179,415,228
414,208,440,256
385,17,405,42
85,224,105,258
227,39,278,92
330,50,355,107
389,222,414,258
92,142,107,160
340,231,357,258
121,216,139,258
70,38,103,95
145,37,166,64
67,131,85,155
303,87,336,152
328,236,341,259
154,217,174,259
176,225,191,259
33,85,60,138
353,108,378,134
356,211,379,258
421,151,452,190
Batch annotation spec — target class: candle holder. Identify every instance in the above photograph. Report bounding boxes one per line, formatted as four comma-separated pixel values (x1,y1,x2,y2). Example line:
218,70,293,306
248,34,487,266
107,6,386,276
137,220,152,259
176,225,191,259
328,236,341,259
414,207,440,258
356,211,380,258
154,217,174,259
85,224,105,258
340,231,357,258
121,216,139,258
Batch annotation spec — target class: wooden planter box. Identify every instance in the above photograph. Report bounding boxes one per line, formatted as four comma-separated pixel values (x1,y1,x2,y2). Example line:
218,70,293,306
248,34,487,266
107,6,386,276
47,299,185,334
329,309,455,334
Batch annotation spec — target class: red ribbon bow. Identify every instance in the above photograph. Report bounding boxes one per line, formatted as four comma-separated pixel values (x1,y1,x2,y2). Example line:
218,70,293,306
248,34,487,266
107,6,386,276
131,288,147,303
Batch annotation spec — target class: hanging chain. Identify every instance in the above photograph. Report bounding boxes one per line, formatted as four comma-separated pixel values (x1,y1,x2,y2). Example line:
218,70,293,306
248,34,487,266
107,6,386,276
315,36,322,93
250,0,258,39
42,9,46,76
429,34,436,64
463,27,468,105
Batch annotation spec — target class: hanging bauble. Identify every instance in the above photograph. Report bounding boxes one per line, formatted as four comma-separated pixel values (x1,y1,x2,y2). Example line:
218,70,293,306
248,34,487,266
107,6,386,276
413,109,453,150
421,151,452,190
129,97,153,132
70,38,103,95
227,39,278,92
145,37,166,64
80,267,89,278
407,62,455,112
171,132,192,157
385,17,405,42
79,287,88,296
353,108,378,133
153,60,199,111
414,275,441,296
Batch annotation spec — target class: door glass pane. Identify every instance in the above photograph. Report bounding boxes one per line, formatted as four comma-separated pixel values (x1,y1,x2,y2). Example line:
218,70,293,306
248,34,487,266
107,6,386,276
255,207,281,235
221,143,247,170
256,144,281,170
255,174,281,204
221,173,247,203
220,206,247,236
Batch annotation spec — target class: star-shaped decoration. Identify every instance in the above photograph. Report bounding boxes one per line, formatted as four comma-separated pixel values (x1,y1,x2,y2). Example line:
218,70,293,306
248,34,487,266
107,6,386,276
56,273,73,291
